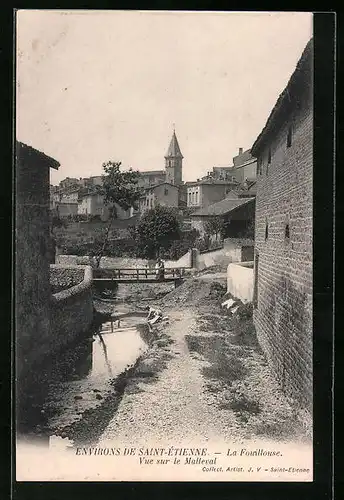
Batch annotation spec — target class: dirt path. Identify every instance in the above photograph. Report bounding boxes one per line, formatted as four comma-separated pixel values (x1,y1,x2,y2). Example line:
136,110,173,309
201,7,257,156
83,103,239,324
98,278,311,447
99,309,239,446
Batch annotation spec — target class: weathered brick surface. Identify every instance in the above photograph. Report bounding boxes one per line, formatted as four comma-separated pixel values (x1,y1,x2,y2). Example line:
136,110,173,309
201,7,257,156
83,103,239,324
253,58,313,409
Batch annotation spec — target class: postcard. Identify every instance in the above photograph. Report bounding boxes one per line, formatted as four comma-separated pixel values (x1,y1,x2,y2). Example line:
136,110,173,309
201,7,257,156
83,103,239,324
15,9,314,482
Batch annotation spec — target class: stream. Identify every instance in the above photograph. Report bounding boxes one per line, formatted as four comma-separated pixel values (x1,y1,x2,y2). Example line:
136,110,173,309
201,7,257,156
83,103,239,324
16,308,152,446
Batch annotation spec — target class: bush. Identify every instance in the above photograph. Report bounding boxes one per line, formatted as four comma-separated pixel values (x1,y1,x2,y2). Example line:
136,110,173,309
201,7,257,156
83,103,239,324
135,205,181,259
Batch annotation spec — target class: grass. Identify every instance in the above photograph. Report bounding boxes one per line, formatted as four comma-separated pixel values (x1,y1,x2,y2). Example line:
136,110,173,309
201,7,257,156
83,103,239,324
185,335,247,383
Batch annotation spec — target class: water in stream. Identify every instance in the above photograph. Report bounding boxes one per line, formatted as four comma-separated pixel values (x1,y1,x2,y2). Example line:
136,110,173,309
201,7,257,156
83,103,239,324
17,310,151,445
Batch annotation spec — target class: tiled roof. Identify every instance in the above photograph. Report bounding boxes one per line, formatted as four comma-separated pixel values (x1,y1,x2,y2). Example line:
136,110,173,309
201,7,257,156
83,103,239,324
140,170,166,176
191,197,255,217
143,182,179,192
191,178,239,186
16,141,60,170
234,157,257,169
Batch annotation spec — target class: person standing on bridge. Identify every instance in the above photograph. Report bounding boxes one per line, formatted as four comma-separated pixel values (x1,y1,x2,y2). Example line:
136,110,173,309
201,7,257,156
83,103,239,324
155,257,165,281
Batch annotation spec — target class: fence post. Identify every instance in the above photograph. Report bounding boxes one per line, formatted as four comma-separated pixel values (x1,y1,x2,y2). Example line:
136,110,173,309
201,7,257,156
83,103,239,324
136,269,139,281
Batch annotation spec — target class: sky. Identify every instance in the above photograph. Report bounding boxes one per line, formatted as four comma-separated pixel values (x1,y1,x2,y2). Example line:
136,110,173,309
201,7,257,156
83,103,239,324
16,10,313,185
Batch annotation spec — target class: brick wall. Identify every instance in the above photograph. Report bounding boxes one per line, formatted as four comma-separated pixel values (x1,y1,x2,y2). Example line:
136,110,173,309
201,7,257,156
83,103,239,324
253,77,313,409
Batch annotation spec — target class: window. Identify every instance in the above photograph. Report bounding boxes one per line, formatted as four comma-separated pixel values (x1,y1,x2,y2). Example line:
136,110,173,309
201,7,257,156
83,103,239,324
265,220,268,241
287,125,292,147
164,188,168,195
285,223,290,241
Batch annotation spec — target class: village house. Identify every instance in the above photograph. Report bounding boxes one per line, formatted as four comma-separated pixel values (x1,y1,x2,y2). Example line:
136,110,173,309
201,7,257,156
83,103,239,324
77,190,109,219
56,201,78,218
231,148,257,183
139,182,179,214
59,176,79,191
137,170,166,189
60,189,79,203
16,141,60,390
190,192,255,239
187,179,238,210
77,190,131,220
251,39,313,409
206,147,257,184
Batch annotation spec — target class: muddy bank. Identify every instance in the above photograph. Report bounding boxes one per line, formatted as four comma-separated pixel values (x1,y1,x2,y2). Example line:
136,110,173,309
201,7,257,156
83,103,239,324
93,281,174,306
53,327,174,447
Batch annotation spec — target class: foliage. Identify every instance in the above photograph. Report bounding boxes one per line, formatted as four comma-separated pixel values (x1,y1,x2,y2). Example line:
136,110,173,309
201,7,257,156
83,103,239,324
98,161,141,210
92,161,141,266
158,228,199,260
71,214,102,222
203,216,225,238
195,234,211,252
134,205,182,259
56,237,138,258
195,233,224,253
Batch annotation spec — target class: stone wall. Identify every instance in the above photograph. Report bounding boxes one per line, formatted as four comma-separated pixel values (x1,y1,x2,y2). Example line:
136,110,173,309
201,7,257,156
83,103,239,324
195,238,254,271
227,262,254,303
50,265,94,352
15,145,51,384
56,250,193,269
50,265,85,293
253,55,313,409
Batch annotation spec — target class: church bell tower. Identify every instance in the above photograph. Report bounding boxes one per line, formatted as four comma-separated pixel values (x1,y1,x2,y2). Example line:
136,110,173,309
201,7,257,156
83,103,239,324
164,129,183,185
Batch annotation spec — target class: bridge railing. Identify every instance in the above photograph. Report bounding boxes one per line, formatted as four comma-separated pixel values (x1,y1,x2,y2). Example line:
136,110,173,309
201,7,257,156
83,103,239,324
93,267,184,280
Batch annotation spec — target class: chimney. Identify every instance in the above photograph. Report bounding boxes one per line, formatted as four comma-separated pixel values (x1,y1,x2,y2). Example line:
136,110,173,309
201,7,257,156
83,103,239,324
239,147,243,155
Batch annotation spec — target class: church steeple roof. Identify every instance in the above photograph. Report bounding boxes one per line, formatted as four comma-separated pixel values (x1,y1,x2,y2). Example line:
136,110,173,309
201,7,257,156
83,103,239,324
165,130,183,159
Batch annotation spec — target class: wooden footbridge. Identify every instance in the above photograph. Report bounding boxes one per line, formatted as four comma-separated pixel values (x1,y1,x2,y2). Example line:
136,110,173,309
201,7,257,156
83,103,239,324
93,267,186,289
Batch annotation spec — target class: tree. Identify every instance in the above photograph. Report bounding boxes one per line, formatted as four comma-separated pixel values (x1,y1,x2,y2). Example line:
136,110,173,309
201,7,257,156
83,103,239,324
134,205,181,259
93,161,141,267
203,216,225,239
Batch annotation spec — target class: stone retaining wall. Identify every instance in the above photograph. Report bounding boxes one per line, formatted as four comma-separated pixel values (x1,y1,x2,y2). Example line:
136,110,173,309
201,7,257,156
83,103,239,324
227,261,254,303
50,265,85,293
50,265,94,352
194,239,254,271
56,250,192,269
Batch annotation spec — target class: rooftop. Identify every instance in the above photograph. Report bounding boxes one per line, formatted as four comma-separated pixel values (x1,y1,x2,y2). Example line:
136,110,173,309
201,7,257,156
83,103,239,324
16,141,60,170
140,170,166,176
188,178,239,186
191,196,255,217
234,157,257,169
142,181,180,193
252,38,313,156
